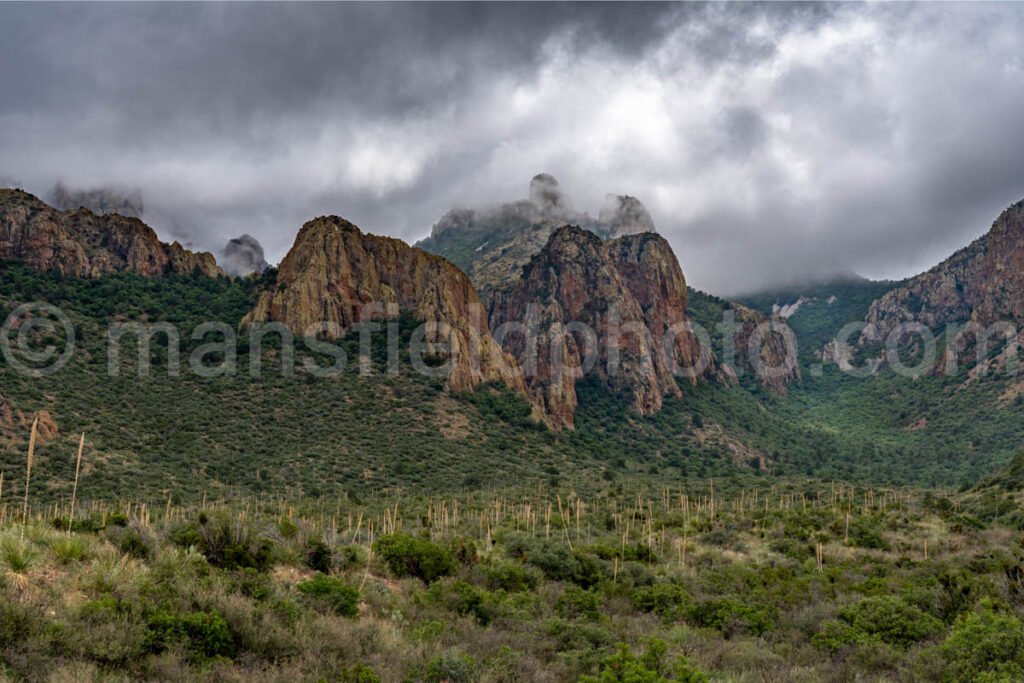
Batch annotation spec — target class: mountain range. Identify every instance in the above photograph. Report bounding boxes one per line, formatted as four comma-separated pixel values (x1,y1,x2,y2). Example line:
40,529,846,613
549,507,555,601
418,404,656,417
2,178,1024,498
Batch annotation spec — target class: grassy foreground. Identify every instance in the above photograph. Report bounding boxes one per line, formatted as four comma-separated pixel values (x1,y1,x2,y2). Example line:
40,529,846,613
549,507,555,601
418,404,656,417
2,477,1024,682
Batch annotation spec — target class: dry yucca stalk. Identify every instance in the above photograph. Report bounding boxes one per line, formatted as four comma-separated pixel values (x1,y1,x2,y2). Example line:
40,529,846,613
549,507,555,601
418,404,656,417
21,416,38,539
68,433,85,536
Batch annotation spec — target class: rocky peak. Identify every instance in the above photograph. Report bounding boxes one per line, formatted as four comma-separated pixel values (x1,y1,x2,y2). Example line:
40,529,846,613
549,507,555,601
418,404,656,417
0,188,221,278
486,225,709,428
241,216,530,402
864,198,1024,340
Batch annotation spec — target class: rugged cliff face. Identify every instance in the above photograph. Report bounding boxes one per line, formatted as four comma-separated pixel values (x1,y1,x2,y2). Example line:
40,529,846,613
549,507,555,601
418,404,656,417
865,199,1024,338
0,189,221,278
487,226,710,428
241,215,529,399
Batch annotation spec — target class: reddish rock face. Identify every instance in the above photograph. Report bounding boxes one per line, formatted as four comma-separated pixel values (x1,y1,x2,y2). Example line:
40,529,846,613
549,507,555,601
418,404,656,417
0,189,221,278
241,216,530,403
865,199,1024,338
487,226,715,429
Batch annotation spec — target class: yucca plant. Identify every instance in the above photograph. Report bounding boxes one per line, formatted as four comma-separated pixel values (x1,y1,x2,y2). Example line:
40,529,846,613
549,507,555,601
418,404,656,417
50,535,92,565
1,535,39,574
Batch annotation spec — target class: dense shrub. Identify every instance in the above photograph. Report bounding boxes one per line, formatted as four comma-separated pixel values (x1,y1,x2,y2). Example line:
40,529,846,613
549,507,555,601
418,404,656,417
556,586,602,621
105,523,154,559
688,597,776,637
580,640,707,683
482,559,540,592
847,517,891,550
338,664,382,683
146,609,236,660
296,574,360,617
837,596,943,649
374,533,454,583
631,582,690,619
504,535,608,588
932,604,1024,682
427,579,498,625
170,515,273,571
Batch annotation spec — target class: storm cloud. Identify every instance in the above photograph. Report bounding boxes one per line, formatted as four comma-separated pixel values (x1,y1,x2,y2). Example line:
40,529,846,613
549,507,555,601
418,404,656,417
1,2,1023,294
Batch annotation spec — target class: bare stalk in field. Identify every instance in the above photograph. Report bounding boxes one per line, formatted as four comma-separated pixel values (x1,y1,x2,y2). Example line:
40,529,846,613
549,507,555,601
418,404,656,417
21,416,38,539
68,433,85,536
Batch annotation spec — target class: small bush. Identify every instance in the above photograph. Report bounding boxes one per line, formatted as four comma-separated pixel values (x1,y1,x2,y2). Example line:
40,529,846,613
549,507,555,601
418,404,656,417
338,664,382,683
50,535,92,564
304,538,333,573
418,652,479,683
106,524,154,559
428,579,496,625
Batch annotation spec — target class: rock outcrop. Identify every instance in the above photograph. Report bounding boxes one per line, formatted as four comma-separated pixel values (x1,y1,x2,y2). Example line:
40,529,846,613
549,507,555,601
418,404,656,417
487,226,711,428
0,189,221,278
865,199,1024,339
241,215,529,400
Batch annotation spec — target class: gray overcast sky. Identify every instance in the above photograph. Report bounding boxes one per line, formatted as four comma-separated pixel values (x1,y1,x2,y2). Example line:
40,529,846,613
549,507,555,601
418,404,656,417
2,2,1024,295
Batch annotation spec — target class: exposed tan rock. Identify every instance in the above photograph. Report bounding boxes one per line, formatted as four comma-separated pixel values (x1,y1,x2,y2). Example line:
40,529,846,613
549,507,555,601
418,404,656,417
0,188,222,278
241,215,530,402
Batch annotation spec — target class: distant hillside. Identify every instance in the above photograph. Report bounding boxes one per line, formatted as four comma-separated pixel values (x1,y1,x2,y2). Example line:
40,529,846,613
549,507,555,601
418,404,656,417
737,276,898,362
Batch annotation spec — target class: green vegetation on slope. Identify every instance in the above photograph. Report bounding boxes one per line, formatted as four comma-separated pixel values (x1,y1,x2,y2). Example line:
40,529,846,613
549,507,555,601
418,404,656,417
736,276,898,362
1,263,1022,506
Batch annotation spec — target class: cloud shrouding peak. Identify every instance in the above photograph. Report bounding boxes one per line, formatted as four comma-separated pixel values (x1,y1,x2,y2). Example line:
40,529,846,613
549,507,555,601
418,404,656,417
1,3,1023,294
220,235,269,277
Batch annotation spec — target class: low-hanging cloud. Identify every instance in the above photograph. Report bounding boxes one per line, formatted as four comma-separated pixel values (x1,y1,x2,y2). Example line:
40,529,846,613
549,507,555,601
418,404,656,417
1,3,1023,295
